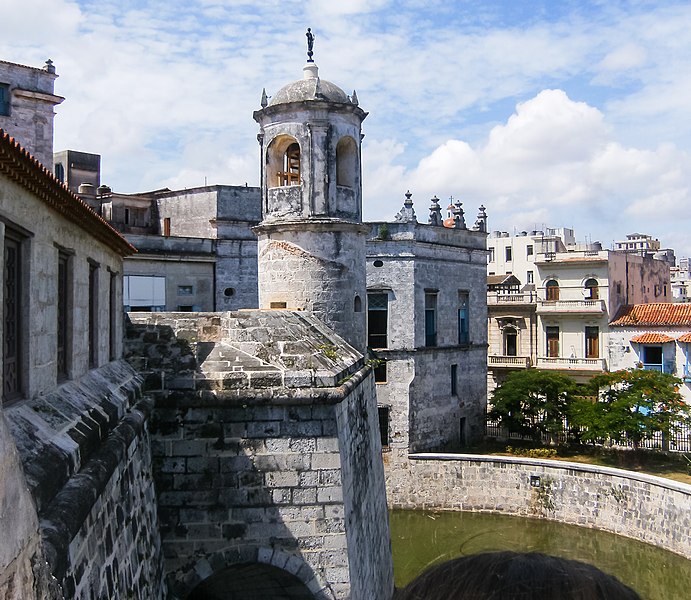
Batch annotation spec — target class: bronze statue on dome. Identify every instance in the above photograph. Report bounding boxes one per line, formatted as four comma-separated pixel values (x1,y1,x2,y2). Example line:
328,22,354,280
306,28,315,62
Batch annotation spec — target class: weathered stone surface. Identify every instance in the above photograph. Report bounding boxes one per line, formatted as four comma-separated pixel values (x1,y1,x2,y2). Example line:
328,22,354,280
390,453,691,560
126,310,394,600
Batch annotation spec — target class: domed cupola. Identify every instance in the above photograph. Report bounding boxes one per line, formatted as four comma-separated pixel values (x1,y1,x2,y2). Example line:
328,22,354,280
252,30,369,351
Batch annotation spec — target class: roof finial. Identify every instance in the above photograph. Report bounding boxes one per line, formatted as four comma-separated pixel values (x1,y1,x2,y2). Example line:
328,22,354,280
306,28,315,62
261,88,268,108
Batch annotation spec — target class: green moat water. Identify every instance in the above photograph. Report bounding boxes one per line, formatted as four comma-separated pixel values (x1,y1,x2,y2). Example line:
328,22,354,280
390,510,691,600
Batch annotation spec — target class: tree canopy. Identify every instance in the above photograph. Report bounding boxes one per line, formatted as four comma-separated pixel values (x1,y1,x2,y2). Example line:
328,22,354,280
489,369,577,442
569,368,691,449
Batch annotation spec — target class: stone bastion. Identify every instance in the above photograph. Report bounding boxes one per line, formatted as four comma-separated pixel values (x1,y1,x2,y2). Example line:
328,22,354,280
388,453,691,560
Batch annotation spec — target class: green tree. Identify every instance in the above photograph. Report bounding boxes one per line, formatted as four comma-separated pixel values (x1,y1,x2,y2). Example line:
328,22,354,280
569,368,691,450
489,369,577,442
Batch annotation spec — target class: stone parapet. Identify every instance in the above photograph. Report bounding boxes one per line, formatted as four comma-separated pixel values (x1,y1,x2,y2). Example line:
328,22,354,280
388,453,691,560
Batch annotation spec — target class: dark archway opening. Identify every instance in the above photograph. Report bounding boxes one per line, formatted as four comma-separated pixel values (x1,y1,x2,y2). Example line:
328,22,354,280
187,562,316,600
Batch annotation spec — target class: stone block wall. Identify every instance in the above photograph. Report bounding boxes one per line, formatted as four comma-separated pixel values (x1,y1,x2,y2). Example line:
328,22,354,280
5,361,165,599
335,374,394,600
388,453,691,560
126,311,393,600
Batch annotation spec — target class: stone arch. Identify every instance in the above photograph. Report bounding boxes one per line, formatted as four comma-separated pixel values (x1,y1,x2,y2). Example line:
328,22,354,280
335,136,357,188
267,134,301,187
173,547,335,600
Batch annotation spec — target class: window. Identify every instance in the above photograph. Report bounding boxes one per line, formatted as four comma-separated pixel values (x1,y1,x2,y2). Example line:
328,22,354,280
55,162,65,182
505,247,512,261
354,295,362,313
367,292,388,348
546,279,559,301
458,291,469,344
425,292,437,347
178,285,193,295
163,217,171,237
89,262,99,368
585,278,599,300
280,143,300,186
373,359,387,383
451,364,458,396
177,305,194,312
3,230,23,402
377,406,390,448
505,328,518,356
585,326,599,359
526,245,534,257
0,83,9,116
642,346,663,371
546,326,559,358
488,248,495,263
526,271,534,284
124,208,130,225
57,252,70,380
123,275,165,311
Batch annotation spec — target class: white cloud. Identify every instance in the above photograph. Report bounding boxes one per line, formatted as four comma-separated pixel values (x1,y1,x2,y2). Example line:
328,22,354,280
363,88,691,254
3,1,691,255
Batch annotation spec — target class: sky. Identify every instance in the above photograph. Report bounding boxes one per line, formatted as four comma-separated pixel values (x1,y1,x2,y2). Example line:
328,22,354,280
2,0,691,256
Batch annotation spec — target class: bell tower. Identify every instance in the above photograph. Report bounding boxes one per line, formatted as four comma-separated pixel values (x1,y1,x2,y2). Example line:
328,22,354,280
253,32,368,351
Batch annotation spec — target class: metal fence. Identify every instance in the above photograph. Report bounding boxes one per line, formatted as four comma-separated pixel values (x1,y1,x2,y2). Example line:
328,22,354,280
485,419,691,453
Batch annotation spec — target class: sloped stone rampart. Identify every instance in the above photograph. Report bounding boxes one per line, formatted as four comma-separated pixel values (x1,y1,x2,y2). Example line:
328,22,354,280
4,361,165,599
389,454,691,560
126,311,394,600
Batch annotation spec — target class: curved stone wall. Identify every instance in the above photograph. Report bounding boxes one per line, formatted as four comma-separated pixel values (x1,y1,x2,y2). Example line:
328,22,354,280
388,453,691,560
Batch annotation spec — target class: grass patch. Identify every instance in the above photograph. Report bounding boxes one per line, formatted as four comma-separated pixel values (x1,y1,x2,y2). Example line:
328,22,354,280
463,439,691,485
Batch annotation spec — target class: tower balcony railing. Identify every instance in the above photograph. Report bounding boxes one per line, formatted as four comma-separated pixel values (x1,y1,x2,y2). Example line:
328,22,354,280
488,355,531,368
536,299,605,315
536,356,607,371
267,184,303,218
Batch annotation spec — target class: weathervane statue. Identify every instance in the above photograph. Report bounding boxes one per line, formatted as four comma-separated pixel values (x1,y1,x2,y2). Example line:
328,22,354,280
306,28,315,62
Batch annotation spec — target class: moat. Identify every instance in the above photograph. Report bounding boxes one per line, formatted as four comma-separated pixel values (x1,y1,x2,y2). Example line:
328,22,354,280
390,510,691,600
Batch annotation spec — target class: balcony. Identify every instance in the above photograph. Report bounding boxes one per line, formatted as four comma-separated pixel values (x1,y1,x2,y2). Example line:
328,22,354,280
489,355,531,369
487,293,536,306
536,357,607,371
536,299,605,315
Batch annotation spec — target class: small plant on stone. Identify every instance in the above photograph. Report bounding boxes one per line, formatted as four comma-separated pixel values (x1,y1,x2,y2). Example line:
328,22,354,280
317,344,339,361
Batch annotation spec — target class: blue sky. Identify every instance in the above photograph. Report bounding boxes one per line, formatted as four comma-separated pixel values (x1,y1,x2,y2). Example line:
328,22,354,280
3,1,691,255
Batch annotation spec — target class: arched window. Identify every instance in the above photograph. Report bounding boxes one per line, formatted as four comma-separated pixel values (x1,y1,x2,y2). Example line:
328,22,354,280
266,136,301,187
354,295,362,313
585,278,599,300
281,143,300,186
336,136,357,188
546,279,560,301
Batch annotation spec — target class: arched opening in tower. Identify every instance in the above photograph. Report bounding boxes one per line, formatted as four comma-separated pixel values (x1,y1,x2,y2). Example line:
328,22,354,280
186,562,316,599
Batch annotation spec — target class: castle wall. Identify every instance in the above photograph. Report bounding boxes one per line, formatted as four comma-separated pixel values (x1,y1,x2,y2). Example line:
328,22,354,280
0,413,57,599
4,362,165,600
0,176,126,398
389,454,691,561
126,311,393,600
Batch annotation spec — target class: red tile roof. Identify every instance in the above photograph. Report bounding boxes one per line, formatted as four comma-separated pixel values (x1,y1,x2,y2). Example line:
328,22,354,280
0,129,135,256
677,333,691,343
630,333,675,343
610,303,691,326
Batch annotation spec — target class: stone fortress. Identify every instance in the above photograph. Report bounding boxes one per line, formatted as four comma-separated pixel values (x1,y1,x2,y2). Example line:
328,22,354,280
4,37,688,600
0,37,489,599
